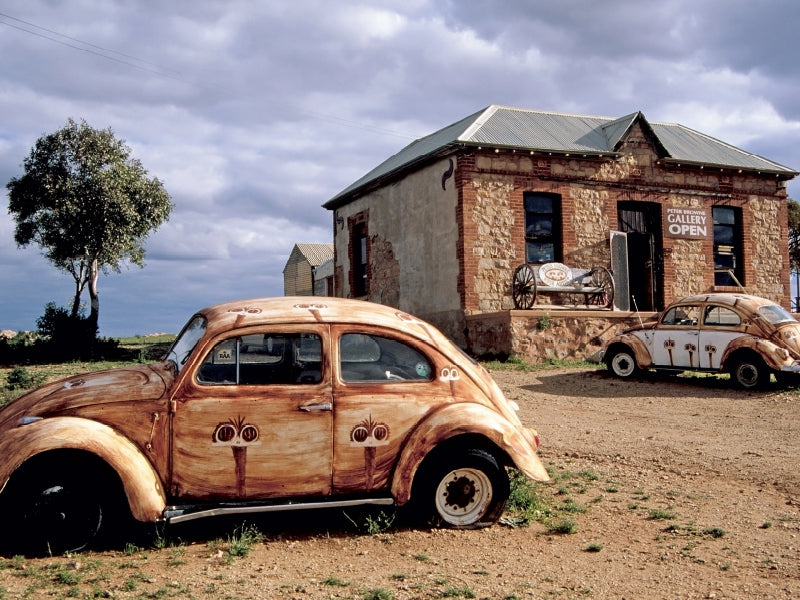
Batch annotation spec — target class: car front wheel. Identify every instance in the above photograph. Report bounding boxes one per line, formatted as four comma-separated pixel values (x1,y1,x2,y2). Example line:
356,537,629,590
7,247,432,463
607,347,639,378
420,448,509,529
1,453,118,556
731,356,768,390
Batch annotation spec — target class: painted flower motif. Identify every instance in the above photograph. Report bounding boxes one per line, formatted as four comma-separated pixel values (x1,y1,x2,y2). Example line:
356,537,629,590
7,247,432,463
350,415,391,446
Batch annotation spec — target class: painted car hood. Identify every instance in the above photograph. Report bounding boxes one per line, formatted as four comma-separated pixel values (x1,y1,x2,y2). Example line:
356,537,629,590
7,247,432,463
0,363,170,430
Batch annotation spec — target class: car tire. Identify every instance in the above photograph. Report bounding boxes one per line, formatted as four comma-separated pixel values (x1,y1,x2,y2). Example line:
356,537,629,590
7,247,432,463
731,356,768,390
2,453,119,556
606,347,639,378
417,448,510,529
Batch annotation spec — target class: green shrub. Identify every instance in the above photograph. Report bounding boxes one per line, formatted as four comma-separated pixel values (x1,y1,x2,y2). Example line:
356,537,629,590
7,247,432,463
5,366,44,391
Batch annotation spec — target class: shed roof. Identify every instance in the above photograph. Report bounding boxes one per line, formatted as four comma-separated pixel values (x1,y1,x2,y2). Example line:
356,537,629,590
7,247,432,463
325,105,797,208
288,243,333,268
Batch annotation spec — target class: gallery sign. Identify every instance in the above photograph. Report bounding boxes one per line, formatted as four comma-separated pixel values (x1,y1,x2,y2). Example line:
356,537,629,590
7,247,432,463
663,206,710,239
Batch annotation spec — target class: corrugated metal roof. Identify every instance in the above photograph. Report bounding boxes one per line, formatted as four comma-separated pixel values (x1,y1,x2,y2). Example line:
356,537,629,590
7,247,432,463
325,105,797,207
292,243,333,267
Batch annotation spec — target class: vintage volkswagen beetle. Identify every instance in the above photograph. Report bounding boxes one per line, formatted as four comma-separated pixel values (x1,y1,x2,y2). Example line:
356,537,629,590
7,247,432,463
603,293,800,389
0,297,548,555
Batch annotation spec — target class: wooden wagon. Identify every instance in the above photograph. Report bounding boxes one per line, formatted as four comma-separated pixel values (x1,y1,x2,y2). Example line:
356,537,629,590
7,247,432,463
511,262,615,310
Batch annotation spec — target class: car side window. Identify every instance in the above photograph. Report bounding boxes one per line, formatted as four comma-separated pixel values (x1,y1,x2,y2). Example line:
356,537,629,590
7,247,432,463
340,333,433,382
197,332,322,385
661,305,699,326
703,306,741,327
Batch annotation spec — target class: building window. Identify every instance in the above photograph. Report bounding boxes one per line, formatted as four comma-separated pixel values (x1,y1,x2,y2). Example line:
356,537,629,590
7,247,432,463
352,222,368,296
524,193,561,263
713,206,743,286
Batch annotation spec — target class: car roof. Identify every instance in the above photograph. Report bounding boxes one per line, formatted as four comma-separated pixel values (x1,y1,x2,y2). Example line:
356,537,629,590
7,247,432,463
668,293,776,310
197,296,442,345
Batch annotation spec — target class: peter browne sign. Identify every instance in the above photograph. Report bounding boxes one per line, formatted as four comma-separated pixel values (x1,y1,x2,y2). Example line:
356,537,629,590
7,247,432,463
663,206,709,240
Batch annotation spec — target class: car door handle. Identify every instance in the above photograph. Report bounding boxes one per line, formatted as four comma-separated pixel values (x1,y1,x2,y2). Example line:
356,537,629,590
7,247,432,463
299,403,332,412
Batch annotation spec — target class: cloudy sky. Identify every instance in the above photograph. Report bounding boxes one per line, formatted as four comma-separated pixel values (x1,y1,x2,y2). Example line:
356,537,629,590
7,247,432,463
2,0,799,336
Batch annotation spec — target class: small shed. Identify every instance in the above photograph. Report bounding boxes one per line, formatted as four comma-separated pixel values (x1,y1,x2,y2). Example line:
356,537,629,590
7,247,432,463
283,243,334,296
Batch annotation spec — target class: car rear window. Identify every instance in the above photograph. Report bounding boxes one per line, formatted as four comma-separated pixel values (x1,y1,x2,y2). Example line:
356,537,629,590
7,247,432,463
758,304,796,324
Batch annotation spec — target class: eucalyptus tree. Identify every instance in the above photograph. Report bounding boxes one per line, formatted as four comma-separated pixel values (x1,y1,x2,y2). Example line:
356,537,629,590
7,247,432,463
7,118,173,333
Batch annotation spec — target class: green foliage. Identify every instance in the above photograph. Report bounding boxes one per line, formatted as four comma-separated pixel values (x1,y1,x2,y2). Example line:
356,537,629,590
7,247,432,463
788,198,800,272
649,508,677,520
361,589,393,600
504,469,552,527
344,509,396,534
482,357,600,372
547,517,578,534
225,523,264,559
703,527,725,539
585,542,603,552
6,118,173,329
4,366,45,391
537,312,551,331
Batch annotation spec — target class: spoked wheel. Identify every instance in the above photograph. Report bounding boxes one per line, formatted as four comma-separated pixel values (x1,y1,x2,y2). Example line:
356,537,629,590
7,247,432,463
512,264,538,309
586,267,614,308
418,448,510,529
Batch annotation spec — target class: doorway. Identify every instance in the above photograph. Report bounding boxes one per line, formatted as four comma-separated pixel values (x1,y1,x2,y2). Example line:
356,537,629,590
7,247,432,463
617,202,663,311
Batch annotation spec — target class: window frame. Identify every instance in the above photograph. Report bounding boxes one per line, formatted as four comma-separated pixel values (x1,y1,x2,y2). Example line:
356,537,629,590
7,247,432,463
523,192,562,264
712,206,743,287
338,331,434,384
196,330,324,386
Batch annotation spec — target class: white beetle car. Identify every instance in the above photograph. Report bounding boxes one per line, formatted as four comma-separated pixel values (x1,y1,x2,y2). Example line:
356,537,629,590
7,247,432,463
603,293,800,389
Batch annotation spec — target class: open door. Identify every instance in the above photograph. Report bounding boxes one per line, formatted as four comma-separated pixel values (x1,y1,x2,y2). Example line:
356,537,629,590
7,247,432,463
617,202,663,311
610,231,629,311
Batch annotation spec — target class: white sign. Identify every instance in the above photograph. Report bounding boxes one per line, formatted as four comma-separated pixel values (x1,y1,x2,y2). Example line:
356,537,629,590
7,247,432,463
664,207,709,239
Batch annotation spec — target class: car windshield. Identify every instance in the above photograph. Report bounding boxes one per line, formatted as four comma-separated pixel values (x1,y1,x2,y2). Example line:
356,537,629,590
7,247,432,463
757,304,796,325
165,316,207,373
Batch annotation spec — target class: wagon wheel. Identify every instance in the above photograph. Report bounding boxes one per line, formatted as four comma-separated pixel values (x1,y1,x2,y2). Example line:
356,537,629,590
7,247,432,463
585,267,614,308
512,264,538,309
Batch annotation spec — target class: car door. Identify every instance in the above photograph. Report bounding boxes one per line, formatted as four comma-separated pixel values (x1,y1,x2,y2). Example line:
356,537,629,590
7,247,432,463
169,325,333,500
698,304,744,369
651,304,701,368
330,326,445,494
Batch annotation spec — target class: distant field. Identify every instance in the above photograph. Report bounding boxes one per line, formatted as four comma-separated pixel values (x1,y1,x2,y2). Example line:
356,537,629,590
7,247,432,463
116,333,176,346
1,334,177,405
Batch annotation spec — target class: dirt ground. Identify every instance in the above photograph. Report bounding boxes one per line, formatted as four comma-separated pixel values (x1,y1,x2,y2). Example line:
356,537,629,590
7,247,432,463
1,366,799,599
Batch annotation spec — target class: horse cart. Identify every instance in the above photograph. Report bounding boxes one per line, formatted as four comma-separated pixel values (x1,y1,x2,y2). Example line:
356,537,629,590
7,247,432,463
511,262,615,310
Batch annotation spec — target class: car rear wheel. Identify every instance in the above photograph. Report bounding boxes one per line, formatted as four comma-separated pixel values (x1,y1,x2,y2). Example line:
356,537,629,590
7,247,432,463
607,347,639,378
731,356,768,390
419,448,509,529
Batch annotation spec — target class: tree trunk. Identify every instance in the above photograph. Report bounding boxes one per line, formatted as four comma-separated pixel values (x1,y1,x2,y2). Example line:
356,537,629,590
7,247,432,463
88,257,100,335
69,259,89,318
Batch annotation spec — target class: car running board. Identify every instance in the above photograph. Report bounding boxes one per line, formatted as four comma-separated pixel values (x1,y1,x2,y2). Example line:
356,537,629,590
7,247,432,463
164,496,395,525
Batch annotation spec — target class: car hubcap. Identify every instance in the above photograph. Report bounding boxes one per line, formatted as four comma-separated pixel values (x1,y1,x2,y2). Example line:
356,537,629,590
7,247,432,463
32,485,102,554
435,467,492,525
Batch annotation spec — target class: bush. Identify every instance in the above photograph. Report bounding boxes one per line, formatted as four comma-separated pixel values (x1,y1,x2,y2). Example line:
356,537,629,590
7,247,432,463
5,366,45,391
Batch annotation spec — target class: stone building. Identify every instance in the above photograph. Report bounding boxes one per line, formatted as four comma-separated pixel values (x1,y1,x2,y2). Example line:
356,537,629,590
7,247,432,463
323,106,797,361
282,243,334,296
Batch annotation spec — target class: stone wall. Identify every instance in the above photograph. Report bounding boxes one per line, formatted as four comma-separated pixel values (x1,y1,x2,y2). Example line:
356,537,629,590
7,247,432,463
459,121,791,313
465,310,646,363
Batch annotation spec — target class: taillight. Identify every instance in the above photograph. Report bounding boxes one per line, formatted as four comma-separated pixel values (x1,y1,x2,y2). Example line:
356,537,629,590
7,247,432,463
531,428,541,448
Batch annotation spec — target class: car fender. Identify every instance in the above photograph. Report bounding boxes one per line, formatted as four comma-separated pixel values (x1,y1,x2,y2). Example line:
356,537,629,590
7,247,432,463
607,333,653,368
0,416,166,522
390,403,549,506
720,336,788,371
